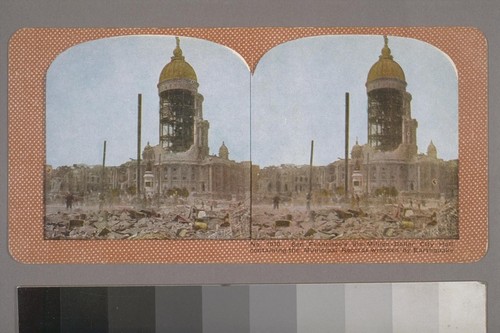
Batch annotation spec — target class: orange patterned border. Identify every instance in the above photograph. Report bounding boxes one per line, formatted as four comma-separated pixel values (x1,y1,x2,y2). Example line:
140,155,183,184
8,27,487,263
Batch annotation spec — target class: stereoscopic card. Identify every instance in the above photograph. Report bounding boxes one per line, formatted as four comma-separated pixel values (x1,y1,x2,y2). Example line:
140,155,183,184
8,27,487,263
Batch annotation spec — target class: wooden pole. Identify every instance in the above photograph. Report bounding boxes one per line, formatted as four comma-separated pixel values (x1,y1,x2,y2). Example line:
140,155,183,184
345,92,350,200
157,153,161,207
309,140,314,194
366,152,370,195
307,140,314,211
137,93,142,197
101,140,106,194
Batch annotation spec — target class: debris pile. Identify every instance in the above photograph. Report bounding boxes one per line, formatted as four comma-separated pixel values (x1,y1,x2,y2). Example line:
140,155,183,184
45,199,458,240
436,198,459,238
45,204,251,240
251,199,459,240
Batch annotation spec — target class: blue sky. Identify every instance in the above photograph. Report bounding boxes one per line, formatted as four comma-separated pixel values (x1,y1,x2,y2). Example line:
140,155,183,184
46,34,458,167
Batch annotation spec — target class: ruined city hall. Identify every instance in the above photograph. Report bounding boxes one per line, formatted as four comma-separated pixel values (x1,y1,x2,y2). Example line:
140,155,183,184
46,36,458,203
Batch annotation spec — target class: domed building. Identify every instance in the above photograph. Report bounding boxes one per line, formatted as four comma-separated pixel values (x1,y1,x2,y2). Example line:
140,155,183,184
366,36,418,152
427,140,437,159
218,142,229,160
158,37,209,155
327,36,457,199
245,36,457,202
135,38,250,200
45,35,458,210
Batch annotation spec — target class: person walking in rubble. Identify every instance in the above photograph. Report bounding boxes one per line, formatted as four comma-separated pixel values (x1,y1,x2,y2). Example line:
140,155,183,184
65,192,74,210
273,195,280,209
98,192,105,210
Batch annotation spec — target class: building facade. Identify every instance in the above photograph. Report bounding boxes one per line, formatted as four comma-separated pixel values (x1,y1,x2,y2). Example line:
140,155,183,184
327,37,458,199
47,38,250,202
46,36,457,203
142,37,250,200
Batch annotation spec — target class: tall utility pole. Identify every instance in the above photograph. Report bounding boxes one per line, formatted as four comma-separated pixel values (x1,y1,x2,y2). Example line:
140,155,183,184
136,93,142,198
366,152,370,195
157,153,161,207
101,140,107,194
307,140,314,211
345,92,350,200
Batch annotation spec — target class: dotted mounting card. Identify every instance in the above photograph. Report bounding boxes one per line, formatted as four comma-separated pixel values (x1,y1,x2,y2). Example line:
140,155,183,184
8,27,487,263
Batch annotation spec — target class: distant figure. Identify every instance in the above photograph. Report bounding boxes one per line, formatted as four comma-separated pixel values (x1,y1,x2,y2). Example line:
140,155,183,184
306,192,312,211
65,192,74,210
98,192,105,210
273,195,280,209
355,194,360,209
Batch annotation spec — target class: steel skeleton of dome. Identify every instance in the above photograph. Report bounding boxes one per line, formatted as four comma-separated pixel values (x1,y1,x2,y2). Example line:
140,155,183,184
158,38,201,153
366,36,414,152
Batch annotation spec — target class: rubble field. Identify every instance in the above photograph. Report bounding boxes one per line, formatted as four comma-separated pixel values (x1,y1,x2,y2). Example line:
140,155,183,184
45,202,250,240
45,199,458,240
252,198,458,240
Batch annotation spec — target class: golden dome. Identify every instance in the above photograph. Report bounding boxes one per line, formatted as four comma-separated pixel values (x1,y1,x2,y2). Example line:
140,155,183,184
367,36,406,83
159,37,197,83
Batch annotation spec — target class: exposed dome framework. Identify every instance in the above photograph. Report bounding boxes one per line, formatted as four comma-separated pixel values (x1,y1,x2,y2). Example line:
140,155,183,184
366,36,415,152
158,37,204,154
